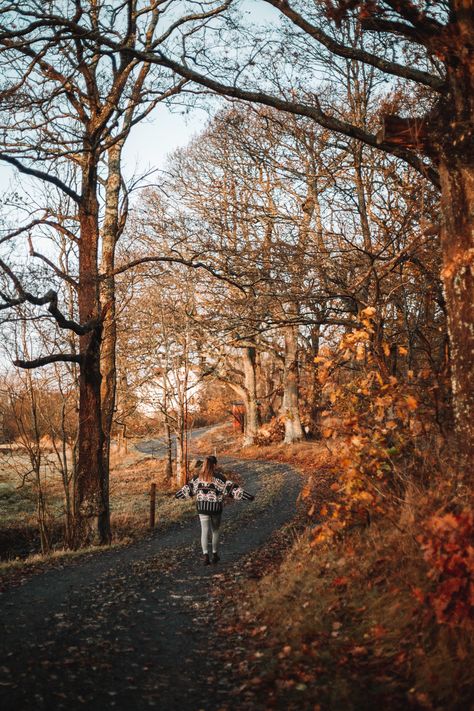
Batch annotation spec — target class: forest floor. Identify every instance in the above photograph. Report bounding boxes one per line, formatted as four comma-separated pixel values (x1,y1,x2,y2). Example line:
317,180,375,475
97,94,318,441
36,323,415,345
0,452,305,711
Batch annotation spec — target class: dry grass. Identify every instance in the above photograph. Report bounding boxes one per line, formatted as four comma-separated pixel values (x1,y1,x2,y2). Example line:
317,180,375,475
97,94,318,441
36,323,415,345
109,448,172,535
0,442,194,560
0,448,63,523
241,517,474,709
0,542,127,588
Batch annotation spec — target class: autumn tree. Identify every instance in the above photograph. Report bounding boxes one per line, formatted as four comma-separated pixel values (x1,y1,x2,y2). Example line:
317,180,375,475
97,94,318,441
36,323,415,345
109,0,472,464
0,0,231,545
156,100,442,441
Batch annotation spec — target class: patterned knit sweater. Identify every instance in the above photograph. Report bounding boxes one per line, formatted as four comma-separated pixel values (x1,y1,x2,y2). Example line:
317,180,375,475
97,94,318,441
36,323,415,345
175,472,254,514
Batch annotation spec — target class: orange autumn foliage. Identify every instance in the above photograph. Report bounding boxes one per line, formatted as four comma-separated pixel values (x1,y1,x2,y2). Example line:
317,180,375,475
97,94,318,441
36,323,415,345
310,308,429,542
418,510,474,628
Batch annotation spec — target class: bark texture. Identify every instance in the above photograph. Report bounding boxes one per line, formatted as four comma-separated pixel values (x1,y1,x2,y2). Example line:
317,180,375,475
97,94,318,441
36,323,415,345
74,156,109,546
100,142,123,534
242,346,259,446
281,326,304,444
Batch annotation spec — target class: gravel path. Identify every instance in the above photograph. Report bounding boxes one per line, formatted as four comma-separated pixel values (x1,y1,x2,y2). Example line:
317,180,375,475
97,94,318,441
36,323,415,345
0,455,301,711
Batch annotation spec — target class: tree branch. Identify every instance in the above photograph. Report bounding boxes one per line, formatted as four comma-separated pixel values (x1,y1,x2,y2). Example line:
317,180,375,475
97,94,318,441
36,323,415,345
110,255,248,292
360,17,426,40
4,10,441,186
0,218,48,245
153,1,232,45
262,0,444,90
384,0,443,33
139,52,440,187
0,153,81,203
28,236,79,288
14,353,82,369
0,258,94,334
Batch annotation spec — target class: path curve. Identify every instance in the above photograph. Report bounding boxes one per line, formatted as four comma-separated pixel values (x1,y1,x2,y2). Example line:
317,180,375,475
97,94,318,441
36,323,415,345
0,452,301,711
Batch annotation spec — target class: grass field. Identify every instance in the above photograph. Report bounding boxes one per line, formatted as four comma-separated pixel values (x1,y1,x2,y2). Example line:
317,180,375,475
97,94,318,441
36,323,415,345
0,442,194,560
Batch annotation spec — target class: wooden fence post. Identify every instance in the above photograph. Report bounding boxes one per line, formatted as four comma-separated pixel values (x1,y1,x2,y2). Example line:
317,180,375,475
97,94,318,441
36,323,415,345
149,483,156,529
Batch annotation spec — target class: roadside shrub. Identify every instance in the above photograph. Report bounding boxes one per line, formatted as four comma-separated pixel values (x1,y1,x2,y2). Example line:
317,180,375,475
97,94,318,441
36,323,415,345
417,509,474,628
308,307,450,541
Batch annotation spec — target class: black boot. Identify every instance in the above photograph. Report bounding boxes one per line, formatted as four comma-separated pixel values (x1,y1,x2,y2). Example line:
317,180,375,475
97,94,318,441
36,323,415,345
203,553,210,565
212,552,220,564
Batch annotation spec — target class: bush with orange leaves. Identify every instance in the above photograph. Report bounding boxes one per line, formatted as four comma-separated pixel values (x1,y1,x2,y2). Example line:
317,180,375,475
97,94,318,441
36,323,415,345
309,306,442,543
306,308,474,627
417,510,474,628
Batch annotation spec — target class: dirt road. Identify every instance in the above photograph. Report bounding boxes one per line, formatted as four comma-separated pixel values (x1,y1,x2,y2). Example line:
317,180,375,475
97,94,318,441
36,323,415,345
0,456,300,711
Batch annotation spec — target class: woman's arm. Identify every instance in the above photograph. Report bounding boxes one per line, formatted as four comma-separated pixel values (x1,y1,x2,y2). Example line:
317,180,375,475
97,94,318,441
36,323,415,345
224,480,254,501
174,478,196,500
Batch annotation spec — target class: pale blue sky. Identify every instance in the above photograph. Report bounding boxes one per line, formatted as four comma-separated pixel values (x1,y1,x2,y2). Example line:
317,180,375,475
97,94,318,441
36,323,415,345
121,103,209,183
0,103,208,199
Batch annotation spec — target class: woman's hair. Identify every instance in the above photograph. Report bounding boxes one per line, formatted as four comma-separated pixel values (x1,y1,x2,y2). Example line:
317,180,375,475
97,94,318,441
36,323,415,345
200,455,217,482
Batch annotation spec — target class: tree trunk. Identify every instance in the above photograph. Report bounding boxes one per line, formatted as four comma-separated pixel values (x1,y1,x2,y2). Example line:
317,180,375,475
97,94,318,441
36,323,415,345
353,144,372,255
281,326,304,444
59,399,74,548
99,142,123,538
75,325,108,546
164,416,173,480
436,28,474,469
73,157,109,547
242,346,259,446
175,423,186,487
308,325,323,437
438,159,474,467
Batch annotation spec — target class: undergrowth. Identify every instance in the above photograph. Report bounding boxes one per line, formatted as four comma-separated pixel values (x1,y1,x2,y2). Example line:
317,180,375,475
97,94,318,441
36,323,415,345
236,519,473,710
200,419,473,708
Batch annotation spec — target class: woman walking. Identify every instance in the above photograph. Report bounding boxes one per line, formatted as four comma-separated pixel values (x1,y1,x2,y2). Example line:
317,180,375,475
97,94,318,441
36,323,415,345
175,456,255,565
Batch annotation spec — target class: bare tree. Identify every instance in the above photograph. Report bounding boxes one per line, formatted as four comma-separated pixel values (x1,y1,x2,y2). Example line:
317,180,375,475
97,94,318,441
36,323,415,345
0,1,230,545
105,0,472,462
133,97,447,445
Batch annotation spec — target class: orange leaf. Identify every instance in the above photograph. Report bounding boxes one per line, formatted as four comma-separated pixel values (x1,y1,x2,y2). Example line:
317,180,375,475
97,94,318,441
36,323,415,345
406,395,418,410
333,576,349,587
350,646,368,656
372,624,387,639
356,343,365,361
